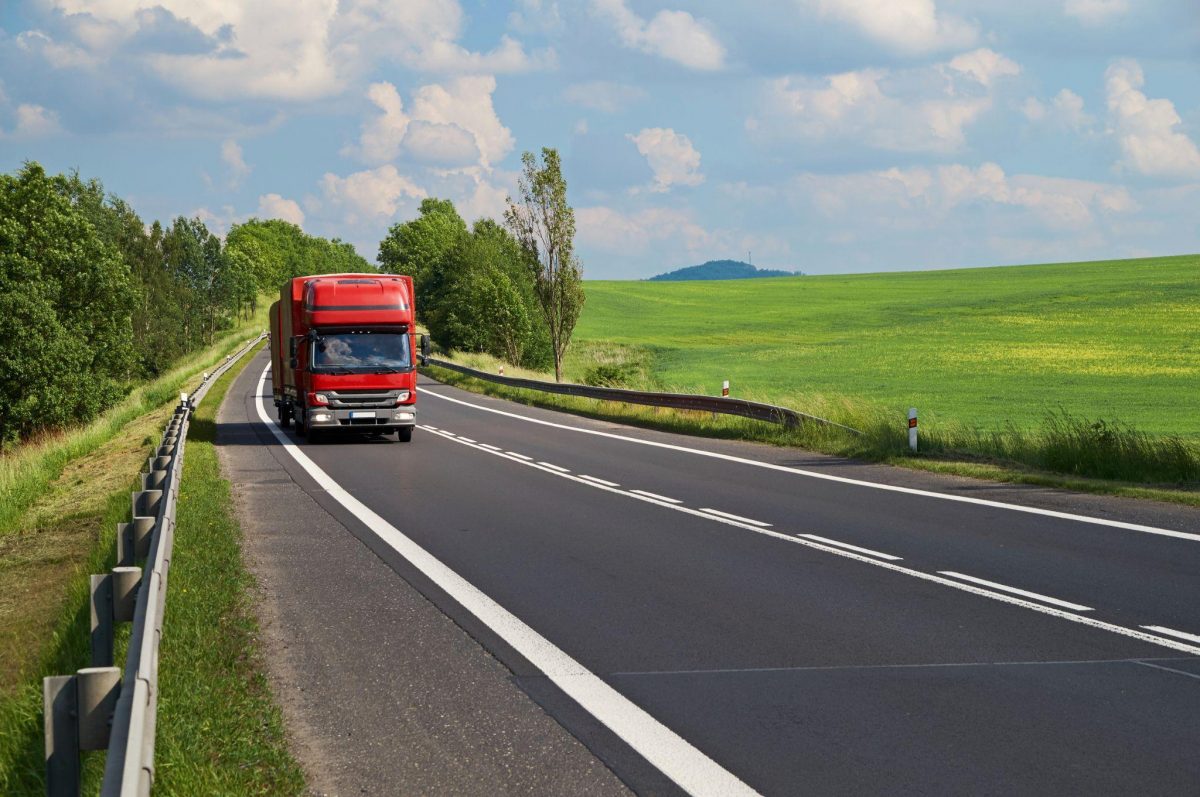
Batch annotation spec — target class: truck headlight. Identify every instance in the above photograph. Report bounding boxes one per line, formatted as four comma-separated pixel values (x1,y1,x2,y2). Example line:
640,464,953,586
311,392,329,406
394,391,411,404
394,411,415,420
312,412,332,423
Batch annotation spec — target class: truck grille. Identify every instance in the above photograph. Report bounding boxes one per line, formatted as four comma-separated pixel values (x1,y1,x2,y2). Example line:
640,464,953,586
325,390,401,409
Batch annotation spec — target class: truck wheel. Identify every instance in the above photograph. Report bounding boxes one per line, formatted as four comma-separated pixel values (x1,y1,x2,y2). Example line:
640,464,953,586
295,408,307,437
278,404,291,428
397,426,413,443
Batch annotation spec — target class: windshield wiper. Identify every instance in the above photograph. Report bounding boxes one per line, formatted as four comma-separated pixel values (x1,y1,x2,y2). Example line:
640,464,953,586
370,367,408,374
317,368,356,375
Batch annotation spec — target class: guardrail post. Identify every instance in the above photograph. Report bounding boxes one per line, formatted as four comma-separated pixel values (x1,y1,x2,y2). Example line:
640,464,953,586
44,675,79,796
142,468,167,491
90,574,114,667
116,522,135,567
149,455,171,472
133,489,162,519
77,667,120,751
131,517,155,560
112,567,141,622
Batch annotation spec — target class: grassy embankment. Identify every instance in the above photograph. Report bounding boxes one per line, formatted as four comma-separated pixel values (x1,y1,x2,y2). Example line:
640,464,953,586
0,302,303,794
426,255,1200,504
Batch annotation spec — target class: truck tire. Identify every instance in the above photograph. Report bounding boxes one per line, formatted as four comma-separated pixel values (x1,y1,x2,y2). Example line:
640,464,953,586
295,408,307,437
397,426,413,443
277,404,291,428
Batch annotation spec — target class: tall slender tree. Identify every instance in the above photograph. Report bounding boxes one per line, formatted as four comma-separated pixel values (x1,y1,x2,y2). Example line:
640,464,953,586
504,148,584,382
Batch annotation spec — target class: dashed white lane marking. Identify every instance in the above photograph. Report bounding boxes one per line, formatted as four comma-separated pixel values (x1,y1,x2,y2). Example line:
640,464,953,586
698,508,772,527
579,475,620,487
1140,625,1200,644
258,367,758,797
425,425,439,430
538,462,571,473
506,451,534,461
413,416,1200,658
479,443,502,451
938,572,1093,612
458,436,477,443
630,489,683,504
799,534,902,561
420,390,1200,544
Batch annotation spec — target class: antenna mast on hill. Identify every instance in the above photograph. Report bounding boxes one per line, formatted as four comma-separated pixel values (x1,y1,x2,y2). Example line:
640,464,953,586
748,250,752,266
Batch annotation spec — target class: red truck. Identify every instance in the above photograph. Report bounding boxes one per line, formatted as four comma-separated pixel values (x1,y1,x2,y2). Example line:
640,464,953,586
269,273,428,443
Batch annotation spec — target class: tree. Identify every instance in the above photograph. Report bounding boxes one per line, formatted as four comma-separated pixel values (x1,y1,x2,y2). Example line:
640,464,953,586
377,198,466,318
504,148,585,382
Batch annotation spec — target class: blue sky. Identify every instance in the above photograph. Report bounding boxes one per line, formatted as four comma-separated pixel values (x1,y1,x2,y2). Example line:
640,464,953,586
1,0,1197,279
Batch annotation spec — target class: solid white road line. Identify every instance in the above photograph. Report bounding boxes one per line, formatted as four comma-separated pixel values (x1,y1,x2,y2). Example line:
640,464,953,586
255,365,757,797
415,413,1200,658
698,508,772,527
420,390,1200,543
538,462,571,473
578,475,621,487
1140,625,1200,644
506,451,534,461
629,490,683,504
938,572,1093,612
799,534,902,561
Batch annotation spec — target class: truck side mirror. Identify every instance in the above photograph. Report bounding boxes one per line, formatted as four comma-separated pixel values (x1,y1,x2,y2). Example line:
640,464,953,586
419,334,430,365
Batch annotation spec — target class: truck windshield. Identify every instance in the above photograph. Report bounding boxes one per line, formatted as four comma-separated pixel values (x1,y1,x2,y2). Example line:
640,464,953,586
311,332,411,372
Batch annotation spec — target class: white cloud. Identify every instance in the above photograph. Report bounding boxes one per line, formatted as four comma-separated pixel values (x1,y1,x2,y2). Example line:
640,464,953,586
345,77,512,170
591,0,725,71
31,0,552,103
15,29,98,68
946,49,1020,87
346,82,410,164
627,127,704,192
7,104,63,138
795,163,1135,230
1024,89,1093,131
815,0,978,55
577,205,717,255
1064,0,1129,25
221,139,250,188
759,50,1020,152
402,121,481,167
563,81,647,113
256,193,305,225
320,165,427,225
1105,59,1200,179
408,76,514,169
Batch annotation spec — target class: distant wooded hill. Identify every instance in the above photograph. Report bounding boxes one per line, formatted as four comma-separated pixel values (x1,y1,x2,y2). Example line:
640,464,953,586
648,259,800,281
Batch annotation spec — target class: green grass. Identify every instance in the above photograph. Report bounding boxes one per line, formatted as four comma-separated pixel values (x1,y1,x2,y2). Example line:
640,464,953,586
149,348,304,795
0,342,303,794
575,254,1200,437
428,254,1200,497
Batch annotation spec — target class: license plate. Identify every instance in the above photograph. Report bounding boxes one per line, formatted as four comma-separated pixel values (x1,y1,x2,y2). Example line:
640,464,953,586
349,411,375,419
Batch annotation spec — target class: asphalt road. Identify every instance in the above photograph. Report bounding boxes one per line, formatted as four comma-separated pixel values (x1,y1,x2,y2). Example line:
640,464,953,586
219,348,1200,795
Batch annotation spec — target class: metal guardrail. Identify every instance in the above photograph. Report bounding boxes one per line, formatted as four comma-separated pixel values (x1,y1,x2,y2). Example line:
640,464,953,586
424,357,861,435
43,332,266,797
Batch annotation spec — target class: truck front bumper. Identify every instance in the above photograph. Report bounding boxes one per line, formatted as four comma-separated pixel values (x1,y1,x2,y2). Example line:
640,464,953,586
306,406,416,429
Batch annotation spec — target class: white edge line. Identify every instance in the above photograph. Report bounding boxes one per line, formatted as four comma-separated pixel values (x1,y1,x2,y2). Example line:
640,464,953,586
799,534,901,561
629,489,683,505
415,415,1200,658
420,390,1200,544
1140,625,1200,644
938,572,1093,612
698,508,772,528
255,364,758,797
579,475,620,487
538,462,571,473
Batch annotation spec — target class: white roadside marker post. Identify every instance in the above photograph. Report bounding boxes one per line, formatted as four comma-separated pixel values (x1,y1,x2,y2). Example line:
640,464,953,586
499,365,504,376
722,380,730,397
908,407,918,453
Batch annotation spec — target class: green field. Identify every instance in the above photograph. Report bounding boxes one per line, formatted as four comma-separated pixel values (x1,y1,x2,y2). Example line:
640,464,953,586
575,255,1200,438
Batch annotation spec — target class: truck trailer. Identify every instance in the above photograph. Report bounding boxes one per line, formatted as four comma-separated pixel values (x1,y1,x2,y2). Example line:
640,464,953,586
269,273,427,442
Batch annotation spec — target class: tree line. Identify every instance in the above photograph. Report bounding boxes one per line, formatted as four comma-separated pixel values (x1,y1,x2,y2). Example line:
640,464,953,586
378,148,584,381
0,162,367,446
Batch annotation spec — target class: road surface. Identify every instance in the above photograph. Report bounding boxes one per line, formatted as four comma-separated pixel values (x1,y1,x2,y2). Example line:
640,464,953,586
218,349,1200,795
